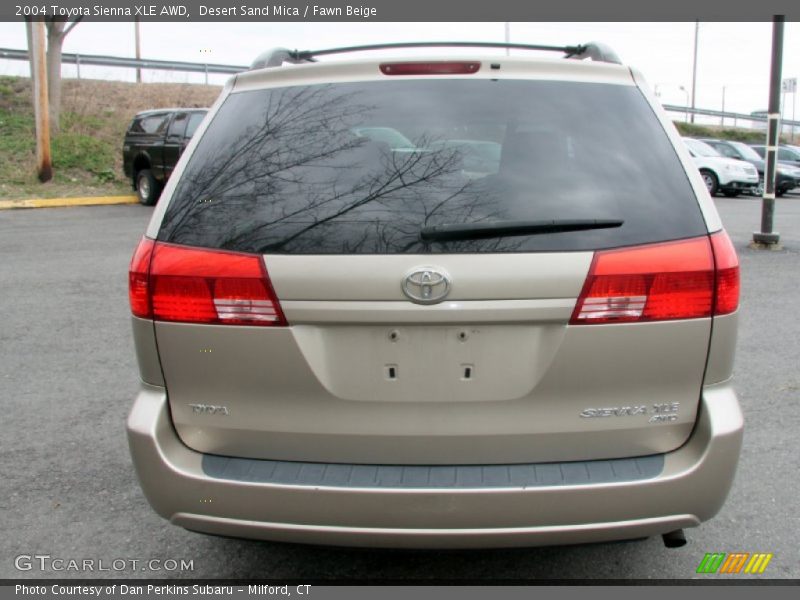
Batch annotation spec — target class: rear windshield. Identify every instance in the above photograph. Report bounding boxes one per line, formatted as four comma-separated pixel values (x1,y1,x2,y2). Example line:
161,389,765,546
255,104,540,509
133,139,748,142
159,79,706,254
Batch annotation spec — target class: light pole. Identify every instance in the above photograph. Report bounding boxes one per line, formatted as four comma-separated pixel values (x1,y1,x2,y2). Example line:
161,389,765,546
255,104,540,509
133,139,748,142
134,16,141,83
680,86,690,122
782,86,787,138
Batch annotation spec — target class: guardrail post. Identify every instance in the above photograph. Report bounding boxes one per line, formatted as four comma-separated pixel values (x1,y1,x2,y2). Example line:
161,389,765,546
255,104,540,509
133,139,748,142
75,53,80,80
204,64,208,85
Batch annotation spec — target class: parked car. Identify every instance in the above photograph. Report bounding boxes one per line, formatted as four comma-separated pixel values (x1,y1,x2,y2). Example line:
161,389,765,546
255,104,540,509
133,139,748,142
122,108,208,205
683,138,759,196
127,42,742,549
773,144,800,166
749,144,800,194
699,139,768,196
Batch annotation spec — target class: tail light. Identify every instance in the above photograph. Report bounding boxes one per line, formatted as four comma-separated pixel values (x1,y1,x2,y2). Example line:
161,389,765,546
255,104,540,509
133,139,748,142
379,62,481,76
570,232,739,325
709,230,740,315
129,237,155,319
128,238,287,326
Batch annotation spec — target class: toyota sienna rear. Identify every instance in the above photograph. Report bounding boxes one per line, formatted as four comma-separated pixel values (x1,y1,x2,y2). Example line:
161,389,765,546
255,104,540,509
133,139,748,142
126,42,743,548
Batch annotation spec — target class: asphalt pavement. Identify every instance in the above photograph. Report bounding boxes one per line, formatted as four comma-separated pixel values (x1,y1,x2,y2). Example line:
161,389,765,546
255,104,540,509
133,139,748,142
0,195,798,580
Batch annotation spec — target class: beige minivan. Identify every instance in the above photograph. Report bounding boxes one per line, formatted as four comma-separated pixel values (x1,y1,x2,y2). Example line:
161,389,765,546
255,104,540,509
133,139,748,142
127,42,743,548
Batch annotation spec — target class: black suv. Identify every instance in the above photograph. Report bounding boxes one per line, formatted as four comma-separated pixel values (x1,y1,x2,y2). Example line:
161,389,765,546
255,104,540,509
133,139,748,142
123,108,208,205
701,138,795,197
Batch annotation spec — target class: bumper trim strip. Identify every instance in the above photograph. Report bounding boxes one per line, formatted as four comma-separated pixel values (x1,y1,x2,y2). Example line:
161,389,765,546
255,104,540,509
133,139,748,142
201,453,664,489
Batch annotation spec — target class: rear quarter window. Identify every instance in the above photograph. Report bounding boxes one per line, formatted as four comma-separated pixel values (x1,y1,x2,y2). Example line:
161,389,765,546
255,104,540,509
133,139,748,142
167,113,189,137
159,79,707,254
130,113,170,134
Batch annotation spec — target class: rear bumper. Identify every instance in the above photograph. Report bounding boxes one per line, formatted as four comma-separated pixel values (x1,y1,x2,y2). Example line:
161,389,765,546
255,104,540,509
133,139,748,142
126,382,743,548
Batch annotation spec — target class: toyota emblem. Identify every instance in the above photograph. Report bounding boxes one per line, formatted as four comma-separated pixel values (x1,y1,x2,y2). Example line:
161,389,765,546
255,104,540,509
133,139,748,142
402,268,451,304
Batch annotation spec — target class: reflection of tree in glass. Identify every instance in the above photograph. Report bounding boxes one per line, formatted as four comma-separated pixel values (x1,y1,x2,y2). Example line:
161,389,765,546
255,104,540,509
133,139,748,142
162,84,507,254
163,85,368,239
257,134,486,253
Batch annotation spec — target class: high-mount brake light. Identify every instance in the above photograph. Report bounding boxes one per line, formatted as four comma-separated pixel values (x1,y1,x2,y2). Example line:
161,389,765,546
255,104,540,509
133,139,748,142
570,236,724,324
127,240,287,326
379,62,481,76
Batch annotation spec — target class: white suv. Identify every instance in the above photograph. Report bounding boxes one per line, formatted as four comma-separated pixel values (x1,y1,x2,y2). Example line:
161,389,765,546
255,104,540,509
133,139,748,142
683,137,759,197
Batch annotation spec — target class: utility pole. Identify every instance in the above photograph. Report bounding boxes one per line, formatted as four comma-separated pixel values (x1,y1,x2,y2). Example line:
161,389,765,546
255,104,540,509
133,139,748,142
31,20,52,183
721,86,726,127
690,21,699,124
752,16,784,249
504,22,510,56
134,16,142,83
782,87,787,139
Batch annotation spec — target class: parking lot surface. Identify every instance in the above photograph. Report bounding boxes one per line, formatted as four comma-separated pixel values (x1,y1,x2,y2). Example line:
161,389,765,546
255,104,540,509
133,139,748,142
1,195,798,580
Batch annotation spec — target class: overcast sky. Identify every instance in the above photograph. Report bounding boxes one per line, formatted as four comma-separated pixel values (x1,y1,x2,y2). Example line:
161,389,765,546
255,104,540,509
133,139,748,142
1,21,799,119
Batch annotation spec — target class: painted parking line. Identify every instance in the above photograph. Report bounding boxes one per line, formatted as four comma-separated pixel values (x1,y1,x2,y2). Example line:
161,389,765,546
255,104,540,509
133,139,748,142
0,195,139,210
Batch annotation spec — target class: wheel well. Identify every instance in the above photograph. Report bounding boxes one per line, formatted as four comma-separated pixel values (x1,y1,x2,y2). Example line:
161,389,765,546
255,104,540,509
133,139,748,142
132,155,151,185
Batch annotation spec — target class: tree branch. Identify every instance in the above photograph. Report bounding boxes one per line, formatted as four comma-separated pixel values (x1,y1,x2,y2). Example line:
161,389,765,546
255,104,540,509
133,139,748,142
63,17,83,37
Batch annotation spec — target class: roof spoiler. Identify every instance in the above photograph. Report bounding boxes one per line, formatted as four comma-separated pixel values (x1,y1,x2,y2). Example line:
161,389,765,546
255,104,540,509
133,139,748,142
249,41,622,70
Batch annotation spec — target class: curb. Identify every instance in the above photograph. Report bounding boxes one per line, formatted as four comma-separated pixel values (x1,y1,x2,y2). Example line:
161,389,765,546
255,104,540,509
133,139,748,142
0,195,139,210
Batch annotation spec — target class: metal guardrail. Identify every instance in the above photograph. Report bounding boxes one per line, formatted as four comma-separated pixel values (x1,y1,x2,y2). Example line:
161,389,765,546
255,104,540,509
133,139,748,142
663,104,800,128
1,46,799,130
0,47,247,83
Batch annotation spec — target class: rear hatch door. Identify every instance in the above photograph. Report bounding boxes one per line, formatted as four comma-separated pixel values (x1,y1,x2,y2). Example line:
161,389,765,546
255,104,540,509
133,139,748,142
152,71,712,464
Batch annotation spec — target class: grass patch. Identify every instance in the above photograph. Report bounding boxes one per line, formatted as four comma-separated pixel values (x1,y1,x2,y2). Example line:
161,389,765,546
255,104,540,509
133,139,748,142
0,75,220,200
0,108,36,185
52,131,115,174
674,121,769,143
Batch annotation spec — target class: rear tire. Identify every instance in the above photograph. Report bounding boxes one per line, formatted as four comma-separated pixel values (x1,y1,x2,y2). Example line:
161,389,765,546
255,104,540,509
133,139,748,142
136,169,161,206
700,170,719,196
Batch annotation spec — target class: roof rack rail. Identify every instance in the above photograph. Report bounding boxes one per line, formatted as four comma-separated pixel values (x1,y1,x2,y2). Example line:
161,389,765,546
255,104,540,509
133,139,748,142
249,41,622,70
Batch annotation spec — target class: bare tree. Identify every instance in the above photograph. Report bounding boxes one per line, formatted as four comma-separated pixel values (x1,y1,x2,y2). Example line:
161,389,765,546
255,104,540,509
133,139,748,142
24,18,34,80
43,16,82,132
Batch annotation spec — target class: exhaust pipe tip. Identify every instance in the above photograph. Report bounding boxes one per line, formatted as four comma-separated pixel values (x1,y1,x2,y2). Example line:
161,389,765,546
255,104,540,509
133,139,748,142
662,529,687,548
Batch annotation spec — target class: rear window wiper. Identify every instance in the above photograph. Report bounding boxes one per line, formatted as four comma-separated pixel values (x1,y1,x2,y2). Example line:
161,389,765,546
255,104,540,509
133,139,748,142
419,219,624,242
